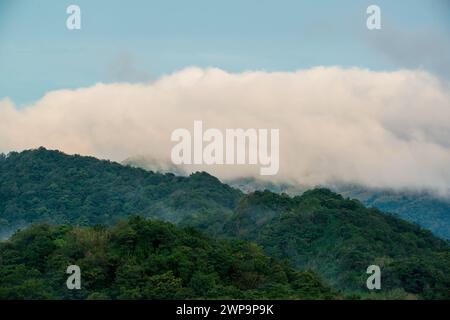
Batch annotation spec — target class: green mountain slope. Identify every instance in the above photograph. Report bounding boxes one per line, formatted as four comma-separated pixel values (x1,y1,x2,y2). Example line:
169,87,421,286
1,148,449,299
336,185,450,241
227,178,450,240
220,189,450,299
0,217,337,300
0,148,241,237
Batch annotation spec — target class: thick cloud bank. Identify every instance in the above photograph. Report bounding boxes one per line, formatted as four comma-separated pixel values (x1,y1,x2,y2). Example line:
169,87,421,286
1,67,450,194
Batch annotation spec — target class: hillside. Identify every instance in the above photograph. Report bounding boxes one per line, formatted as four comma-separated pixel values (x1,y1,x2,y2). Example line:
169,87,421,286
227,178,450,240
0,217,337,299
220,190,450,299
336,186,450,241
0,148,241,238
0,148,449,299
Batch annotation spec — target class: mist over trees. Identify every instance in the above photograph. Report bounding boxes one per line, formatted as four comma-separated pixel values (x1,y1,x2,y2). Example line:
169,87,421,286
0,148,449,299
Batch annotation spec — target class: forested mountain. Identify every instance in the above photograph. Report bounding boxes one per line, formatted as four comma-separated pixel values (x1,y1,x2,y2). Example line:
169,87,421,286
228,178,450,240
219,190,450,299
0,217,337,299
0,148,241,238
336,186,450,241
0,148,449,299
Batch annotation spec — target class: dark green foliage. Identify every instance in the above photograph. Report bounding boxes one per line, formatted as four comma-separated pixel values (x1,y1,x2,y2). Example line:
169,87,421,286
0,217,337,300
336,185,450,240
221,189,450,299
228,178,450,240
0,148,241,236
1,149,449,300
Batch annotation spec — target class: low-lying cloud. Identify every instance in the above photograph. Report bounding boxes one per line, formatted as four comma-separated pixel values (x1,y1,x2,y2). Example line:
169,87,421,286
1,66,450,195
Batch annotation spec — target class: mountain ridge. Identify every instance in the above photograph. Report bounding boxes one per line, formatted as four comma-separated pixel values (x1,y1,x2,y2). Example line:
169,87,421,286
227,177,450,240
1,148,449,299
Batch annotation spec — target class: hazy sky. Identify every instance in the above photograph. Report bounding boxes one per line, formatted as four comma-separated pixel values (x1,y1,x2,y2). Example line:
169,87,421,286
1,0,449,105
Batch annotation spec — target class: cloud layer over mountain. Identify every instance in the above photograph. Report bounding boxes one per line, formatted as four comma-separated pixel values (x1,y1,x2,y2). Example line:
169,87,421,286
1,67,450,194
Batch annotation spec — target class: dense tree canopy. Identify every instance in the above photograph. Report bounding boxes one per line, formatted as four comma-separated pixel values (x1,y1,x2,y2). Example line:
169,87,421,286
0,217,337,300
220,189,450,299
0,148,241,237
1,148,449,299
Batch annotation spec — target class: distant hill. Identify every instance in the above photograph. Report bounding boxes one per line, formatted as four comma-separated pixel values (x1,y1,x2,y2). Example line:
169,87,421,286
0,148,449,299
227,178,450,240
336,185,450,241
219,189,450,298
0,147,241,238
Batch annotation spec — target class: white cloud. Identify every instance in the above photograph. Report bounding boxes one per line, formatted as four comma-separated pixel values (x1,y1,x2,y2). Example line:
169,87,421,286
1,66,450,194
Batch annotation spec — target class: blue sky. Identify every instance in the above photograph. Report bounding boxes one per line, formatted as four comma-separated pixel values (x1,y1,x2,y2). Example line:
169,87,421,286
1,0,449,105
